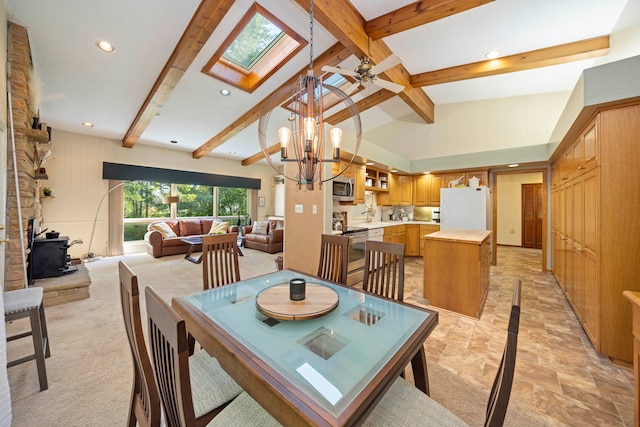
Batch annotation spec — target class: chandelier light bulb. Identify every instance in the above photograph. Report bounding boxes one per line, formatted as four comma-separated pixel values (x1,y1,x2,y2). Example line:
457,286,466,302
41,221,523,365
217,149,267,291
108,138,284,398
303,117,316,142
279,127,291,159
330,127,342,159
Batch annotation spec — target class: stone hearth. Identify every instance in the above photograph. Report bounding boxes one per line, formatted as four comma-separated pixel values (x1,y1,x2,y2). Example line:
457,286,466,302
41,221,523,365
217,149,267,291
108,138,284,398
33,265,91,307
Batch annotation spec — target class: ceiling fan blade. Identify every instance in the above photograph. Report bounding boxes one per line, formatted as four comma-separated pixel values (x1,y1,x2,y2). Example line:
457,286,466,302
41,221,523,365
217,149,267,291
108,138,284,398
342,81,361,95
321,65,359,78
369,55,402,75
372,78,405,93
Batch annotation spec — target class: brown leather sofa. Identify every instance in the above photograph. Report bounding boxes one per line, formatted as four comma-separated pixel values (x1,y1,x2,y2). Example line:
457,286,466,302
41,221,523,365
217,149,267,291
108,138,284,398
144,218,237,258
242,220,283,254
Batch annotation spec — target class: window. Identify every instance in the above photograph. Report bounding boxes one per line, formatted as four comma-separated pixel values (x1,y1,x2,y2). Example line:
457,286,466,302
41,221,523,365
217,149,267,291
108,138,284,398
202,2,306,93
123,181,248,242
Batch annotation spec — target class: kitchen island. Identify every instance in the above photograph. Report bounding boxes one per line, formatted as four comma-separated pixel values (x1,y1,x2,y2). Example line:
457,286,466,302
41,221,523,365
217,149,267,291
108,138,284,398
423,228,491,318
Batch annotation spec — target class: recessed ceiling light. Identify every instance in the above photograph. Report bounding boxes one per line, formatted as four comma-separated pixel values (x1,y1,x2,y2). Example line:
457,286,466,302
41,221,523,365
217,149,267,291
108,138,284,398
220,89,231,96
423,171,430,174
96,40,115,53
229,151,236,155
485,50,500,59
170,140,178,144
365,162,375,166
508,163,519,168
390,169,398,173
81,122,94,127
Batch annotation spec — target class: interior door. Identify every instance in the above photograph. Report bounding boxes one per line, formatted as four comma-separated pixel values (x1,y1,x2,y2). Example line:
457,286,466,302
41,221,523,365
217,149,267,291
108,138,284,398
522,183,543,249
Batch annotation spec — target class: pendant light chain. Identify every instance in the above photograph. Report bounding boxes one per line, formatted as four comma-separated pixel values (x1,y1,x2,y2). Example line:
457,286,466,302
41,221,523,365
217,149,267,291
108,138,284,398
309,0,314,69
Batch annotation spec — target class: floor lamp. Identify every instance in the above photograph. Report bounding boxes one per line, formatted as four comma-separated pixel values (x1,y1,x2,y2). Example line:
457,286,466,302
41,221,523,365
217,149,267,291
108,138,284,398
84,181,125,260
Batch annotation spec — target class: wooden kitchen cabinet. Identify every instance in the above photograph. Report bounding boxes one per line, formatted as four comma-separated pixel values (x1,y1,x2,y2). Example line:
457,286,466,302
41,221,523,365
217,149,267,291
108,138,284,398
383,225,407,251
423,229,491,318
353,163,365,204
550,104,640,363
413,174,441,207
405,224,420,256
398,175,413,205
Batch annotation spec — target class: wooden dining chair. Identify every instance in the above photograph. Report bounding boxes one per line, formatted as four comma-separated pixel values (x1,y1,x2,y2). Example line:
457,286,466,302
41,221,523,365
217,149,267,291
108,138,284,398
202,233,241,290
362,240,405,302
119,261,161,427
144,286,281,427
362,279,522,427
317,234,349,285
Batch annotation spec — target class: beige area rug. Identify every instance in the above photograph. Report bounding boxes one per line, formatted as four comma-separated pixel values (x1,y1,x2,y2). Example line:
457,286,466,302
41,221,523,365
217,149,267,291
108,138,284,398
7,250,541,426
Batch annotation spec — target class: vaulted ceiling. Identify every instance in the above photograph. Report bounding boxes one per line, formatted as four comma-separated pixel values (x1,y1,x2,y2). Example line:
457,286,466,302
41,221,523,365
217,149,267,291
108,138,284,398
5,0,633,170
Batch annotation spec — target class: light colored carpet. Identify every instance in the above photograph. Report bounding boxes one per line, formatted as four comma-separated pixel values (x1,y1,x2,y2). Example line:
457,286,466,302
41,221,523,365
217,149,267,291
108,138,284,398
7,249,541,426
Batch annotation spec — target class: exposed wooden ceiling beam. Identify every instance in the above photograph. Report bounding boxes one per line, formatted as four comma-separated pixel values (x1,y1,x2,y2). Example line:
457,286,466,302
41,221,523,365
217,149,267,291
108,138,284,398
297,0,435,124
411,35,610,87
325,89,396,125
194,42,351,159
366,0,494,40
122,0,235,148
242,143,281,166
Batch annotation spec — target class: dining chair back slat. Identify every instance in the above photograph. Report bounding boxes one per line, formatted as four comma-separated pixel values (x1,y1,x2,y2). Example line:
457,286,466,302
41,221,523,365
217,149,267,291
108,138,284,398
145,286,198,427
202,233,241,290
118,261,161,427
362,240,405,302
317,234,349,285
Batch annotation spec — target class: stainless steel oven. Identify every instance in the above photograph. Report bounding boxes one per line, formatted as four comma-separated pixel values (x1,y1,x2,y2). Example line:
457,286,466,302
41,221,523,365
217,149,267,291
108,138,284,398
343,227,368,286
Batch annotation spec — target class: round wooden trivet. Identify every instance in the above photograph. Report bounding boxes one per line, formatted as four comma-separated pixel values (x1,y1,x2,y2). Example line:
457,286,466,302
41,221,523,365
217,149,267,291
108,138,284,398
255,283,339,321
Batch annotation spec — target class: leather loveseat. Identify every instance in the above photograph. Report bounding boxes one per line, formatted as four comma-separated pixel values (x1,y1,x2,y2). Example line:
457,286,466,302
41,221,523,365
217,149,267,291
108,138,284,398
144,218,237,258
242,220,283,254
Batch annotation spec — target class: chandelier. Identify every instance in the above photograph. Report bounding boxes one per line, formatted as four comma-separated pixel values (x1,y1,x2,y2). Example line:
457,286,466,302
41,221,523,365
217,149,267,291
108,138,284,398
258,0,361,190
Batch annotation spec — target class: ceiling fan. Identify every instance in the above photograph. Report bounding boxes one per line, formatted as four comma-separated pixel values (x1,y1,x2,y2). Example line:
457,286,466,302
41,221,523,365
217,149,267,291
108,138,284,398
322,55,405,94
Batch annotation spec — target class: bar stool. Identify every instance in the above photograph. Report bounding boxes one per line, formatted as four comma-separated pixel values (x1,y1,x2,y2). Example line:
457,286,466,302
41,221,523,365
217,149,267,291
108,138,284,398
4,287,50,391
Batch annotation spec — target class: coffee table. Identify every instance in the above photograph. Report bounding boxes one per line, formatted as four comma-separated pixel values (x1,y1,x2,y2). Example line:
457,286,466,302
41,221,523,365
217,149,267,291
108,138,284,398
182,236,243,264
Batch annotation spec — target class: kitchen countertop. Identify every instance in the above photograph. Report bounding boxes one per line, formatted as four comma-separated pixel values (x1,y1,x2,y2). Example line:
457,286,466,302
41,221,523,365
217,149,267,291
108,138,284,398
424,228,491,244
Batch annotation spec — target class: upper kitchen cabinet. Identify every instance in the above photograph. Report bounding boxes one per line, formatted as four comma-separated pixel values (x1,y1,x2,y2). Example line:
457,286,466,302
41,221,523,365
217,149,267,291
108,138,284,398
414,174,441,207
377,174,412,206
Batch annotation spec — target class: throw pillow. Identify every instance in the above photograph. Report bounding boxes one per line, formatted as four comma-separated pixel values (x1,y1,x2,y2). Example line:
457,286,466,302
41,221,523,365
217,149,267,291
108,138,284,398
150,222,177,238
208,221,229,234
252,221,269,235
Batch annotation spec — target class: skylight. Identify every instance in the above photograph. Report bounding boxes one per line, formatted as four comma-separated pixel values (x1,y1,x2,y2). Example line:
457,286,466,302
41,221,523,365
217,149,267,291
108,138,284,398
222,13,284,70
203,3,306,93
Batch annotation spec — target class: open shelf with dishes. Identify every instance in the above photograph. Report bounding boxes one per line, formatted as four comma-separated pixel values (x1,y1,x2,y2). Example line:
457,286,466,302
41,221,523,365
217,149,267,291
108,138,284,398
365,168,389,192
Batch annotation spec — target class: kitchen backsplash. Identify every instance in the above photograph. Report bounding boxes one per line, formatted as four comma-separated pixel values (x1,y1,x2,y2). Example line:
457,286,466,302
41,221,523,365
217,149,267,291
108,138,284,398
333,197,438,225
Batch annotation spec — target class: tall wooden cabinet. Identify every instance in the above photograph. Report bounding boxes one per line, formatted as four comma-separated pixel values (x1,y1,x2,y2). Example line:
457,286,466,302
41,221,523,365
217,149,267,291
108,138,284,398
551,103,640,363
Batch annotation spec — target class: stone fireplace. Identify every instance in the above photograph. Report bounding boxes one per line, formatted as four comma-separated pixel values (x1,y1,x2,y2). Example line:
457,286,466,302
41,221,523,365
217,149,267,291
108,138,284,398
5,23,51,291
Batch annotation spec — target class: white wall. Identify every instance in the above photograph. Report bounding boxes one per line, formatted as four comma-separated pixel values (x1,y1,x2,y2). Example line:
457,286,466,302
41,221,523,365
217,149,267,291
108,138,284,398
364,91,570,171
496,172,543,246
40,130,277,258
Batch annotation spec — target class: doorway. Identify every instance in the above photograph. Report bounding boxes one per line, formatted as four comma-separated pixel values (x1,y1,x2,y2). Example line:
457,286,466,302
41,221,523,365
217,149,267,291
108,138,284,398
522,183,543,248
492,169,547,272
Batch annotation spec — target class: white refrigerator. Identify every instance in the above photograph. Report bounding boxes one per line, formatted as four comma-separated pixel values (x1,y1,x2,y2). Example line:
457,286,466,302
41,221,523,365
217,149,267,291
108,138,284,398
440,186,490,230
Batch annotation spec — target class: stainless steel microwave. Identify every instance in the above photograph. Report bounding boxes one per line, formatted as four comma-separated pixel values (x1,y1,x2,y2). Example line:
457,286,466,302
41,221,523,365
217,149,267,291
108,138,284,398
332,177,354,201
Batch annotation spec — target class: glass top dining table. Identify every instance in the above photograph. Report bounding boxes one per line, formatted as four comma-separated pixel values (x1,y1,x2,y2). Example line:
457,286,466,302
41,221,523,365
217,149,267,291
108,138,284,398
172,269,438,426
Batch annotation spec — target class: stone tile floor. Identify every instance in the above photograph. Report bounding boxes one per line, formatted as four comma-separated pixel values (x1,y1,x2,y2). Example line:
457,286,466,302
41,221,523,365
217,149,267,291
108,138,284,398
403,246,634,426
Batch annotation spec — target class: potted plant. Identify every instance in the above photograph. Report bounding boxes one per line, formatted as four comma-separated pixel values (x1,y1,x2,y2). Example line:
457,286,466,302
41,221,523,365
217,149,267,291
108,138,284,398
43,187,53,197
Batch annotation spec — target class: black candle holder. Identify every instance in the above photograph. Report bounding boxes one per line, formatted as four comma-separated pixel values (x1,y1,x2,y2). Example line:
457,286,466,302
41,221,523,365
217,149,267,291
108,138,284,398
289,278,306,301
